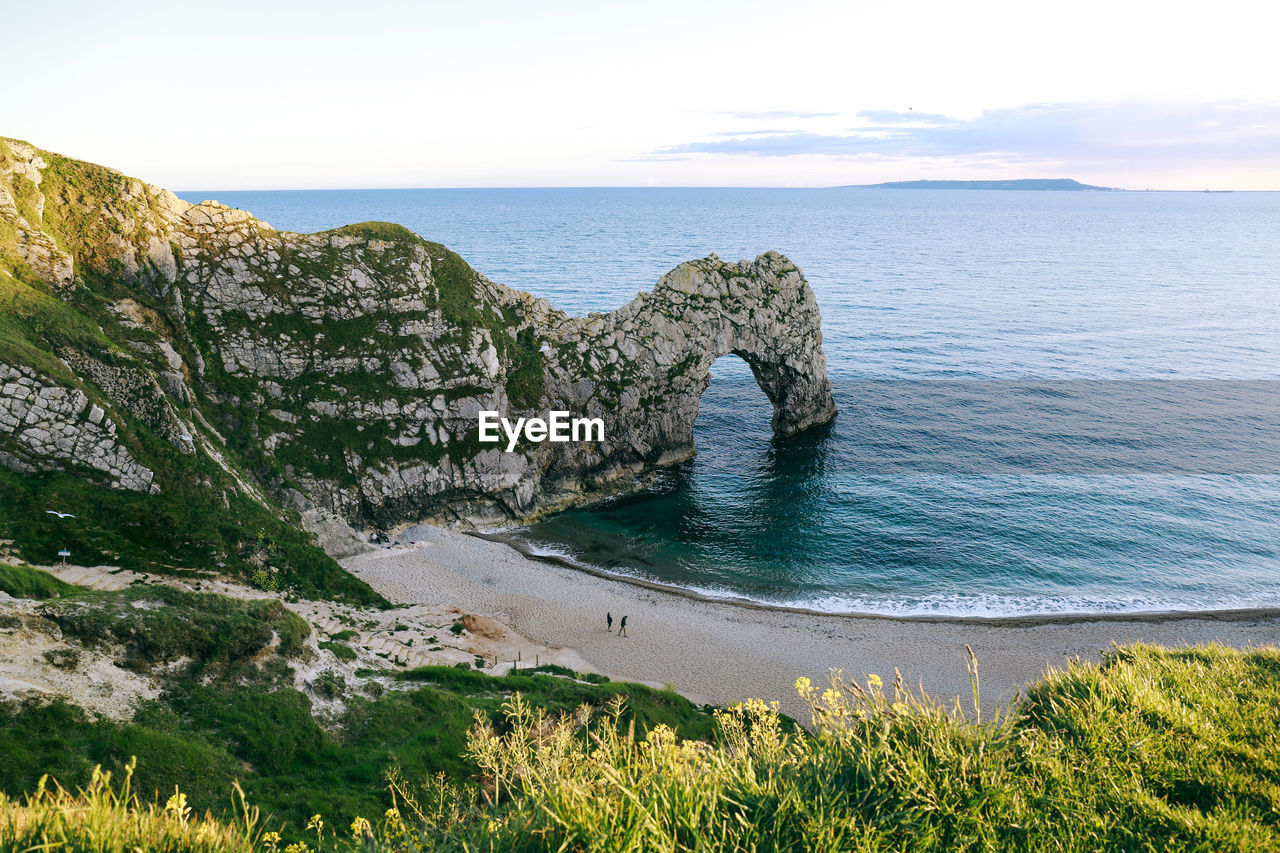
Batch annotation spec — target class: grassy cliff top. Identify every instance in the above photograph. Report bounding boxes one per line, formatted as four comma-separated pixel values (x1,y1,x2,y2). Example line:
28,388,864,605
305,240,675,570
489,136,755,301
2,641,1276,851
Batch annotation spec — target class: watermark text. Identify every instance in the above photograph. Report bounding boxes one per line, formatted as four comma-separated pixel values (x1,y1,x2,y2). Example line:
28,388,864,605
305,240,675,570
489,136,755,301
478,411,605,452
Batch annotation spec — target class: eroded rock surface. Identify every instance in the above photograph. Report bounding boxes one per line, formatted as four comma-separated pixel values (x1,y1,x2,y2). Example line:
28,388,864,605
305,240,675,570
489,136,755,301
0,363,156,492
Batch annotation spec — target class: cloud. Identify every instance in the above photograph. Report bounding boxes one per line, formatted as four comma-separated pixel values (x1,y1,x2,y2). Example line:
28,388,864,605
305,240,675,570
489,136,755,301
710,110,840,120
656,101,1280,166
853,109,958,126
707,128,807,138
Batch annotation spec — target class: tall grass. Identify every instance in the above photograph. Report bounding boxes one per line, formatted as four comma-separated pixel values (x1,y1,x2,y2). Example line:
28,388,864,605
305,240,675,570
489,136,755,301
434,642,1280,851
0,664,718,844
0,760,259,853
3,643,1277,851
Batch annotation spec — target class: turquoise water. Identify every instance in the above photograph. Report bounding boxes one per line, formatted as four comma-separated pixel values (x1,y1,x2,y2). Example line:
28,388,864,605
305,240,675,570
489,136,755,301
183,188,1280,616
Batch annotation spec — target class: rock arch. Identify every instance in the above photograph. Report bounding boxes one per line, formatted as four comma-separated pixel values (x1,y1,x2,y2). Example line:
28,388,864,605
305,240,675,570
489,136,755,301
533,251,838,493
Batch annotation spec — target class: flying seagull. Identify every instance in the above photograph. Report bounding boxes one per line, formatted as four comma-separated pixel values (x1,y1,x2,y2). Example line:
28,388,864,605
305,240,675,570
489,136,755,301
45,510,76,518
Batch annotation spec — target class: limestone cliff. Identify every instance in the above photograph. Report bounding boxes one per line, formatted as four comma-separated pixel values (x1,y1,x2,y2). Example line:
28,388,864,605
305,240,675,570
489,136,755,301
0,137,835,548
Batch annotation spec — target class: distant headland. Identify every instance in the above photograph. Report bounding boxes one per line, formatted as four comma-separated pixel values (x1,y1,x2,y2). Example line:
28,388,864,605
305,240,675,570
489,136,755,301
840,178,1121,191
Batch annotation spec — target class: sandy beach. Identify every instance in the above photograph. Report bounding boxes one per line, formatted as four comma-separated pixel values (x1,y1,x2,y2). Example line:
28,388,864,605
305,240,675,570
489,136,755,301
344,526,1280,722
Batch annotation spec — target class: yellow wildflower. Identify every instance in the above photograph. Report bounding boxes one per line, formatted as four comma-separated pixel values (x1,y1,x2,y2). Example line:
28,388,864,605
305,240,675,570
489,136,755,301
164,790,190,822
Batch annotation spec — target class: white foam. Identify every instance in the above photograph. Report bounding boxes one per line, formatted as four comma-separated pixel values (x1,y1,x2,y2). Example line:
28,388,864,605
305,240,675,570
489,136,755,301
512,546,1276,618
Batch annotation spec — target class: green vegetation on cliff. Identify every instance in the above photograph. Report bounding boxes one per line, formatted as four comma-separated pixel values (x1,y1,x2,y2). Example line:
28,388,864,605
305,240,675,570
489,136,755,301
43,584,312,671
0,561,76,600
0,262,117,382
0,468,382,605
2,643,1278,851
0,140,386,602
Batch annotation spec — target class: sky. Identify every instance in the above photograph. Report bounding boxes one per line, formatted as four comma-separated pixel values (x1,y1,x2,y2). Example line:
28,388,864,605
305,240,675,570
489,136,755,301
4,0,1278,189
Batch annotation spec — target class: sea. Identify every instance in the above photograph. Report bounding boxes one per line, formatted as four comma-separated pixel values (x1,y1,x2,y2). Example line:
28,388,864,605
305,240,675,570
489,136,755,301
178,187,1280,618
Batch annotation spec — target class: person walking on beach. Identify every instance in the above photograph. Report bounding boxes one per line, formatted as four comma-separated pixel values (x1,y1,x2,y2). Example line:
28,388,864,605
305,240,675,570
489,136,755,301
619,615,628,637
607,612,613,633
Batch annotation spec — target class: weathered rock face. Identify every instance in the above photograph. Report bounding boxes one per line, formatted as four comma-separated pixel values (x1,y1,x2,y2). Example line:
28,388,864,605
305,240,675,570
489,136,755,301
0,137,836,533
0,364,155,492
